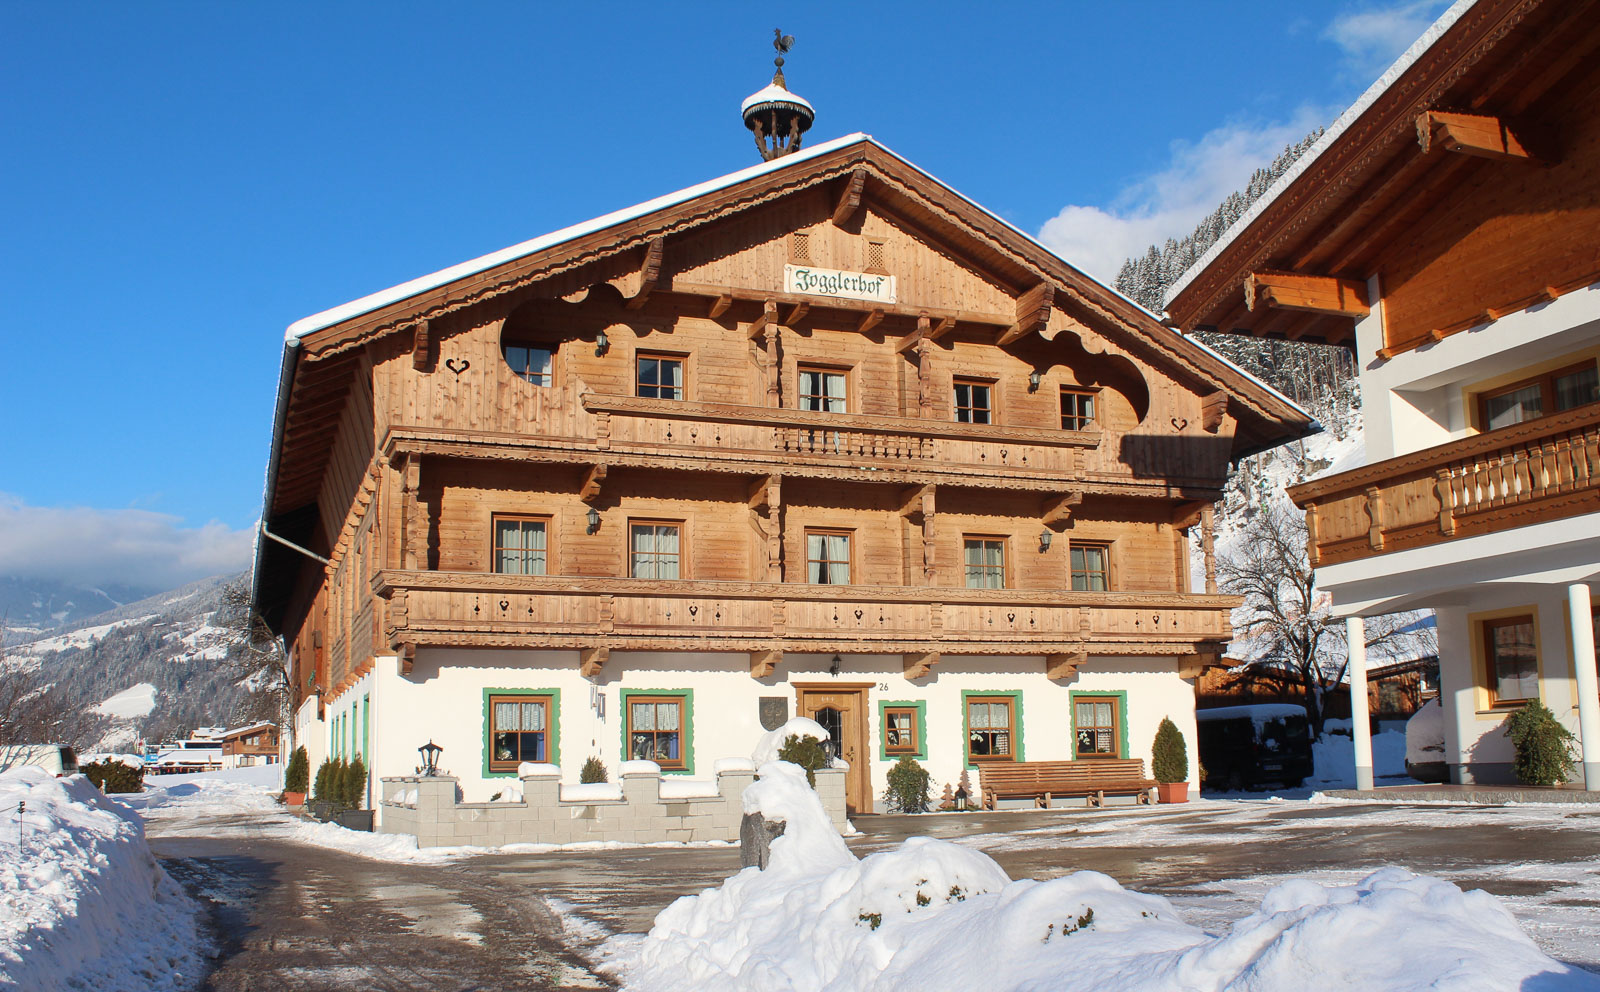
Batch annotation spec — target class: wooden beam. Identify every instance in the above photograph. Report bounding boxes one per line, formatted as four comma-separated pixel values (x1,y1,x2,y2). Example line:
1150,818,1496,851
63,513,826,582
1416,110,1551,165
831,168,868,226
750,650,781,679
579,646,608,678
1200,391,1227,433
1177,651,1219,680
624,237,665,309
896,483,935,518
579,463,607,503
783,301,809,327
1041,491,1083,528
709,293,733,319
997,283,1054,346
411,320,431,371
1172,500,1208,531
857,309,884,334
747,299,778,340
903,652,939,679
1244,270,1369,318
1046,651,1086,681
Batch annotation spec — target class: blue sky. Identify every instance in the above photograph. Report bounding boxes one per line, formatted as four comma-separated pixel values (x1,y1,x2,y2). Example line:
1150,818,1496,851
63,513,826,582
0,0,1448,591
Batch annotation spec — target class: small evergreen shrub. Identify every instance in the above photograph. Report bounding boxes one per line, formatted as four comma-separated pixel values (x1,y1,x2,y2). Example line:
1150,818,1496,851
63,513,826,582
580,756,609,784
284,746,309,794
345,755,368,808
882,756,931,813
1152,717,1189,784
777,734,829,787
1504,700,1576,786
313,758,342,804
82,760,145,794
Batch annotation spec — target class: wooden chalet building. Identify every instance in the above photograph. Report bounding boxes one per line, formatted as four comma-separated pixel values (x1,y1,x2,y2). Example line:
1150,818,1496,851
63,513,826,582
253,71,1312,816
1166,0,1600,788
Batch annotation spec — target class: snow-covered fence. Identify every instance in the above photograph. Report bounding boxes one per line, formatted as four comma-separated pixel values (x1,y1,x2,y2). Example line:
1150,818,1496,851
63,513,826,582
378,760,847,848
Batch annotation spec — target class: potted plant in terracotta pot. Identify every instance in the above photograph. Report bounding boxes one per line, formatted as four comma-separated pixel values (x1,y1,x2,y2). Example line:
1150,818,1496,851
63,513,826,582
1152,717,1189,804
281,746,309,807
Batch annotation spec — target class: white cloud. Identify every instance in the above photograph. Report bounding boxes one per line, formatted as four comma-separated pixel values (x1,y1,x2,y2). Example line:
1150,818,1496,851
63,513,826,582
1323,1,1451,78
1035,108,1328,287
0,494,253,593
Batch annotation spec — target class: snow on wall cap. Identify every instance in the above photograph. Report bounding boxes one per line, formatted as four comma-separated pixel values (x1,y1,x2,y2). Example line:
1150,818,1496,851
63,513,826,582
516,761,561,777
1164,0,1476,307
282,131,874,343
740,81,815,116
620,759,662,775
1196,703,1309,722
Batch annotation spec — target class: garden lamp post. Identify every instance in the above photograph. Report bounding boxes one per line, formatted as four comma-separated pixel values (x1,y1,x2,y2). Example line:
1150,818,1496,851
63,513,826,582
419,740,443,777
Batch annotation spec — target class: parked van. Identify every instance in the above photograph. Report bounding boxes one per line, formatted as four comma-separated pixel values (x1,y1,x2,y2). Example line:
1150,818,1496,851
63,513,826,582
0,744,80,777
1196,704,1313,791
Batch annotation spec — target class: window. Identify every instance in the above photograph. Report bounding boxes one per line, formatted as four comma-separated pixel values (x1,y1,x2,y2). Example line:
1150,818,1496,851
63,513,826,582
883,706,920,756
798,366,848,413
636,353,685,400
1061,388,1097,430
627,695,686,769
493,515,549,575
953,378,993,424
1483,615,1538,705
504,342,553,386
1071,542,1111,591
791,231,811,264
1074,696,1120,757
630,521,682,579
963,537,1006,589
966,696,1016,762
805,530,852,584
488,694,552,772
1479,361,1600,430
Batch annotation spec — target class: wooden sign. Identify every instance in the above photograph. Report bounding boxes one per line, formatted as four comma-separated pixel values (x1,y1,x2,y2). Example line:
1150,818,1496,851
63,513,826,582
784,265,897,305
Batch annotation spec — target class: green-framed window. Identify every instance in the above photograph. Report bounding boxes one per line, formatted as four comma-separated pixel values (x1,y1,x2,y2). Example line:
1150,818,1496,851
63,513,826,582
482,687,562,777
1070,690,1129,759
878,700,927,760
961,690,1025,767
620,688,696,774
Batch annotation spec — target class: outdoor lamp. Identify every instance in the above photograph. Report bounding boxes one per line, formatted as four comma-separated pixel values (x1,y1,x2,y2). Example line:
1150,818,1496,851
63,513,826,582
829,654,842,677
419,740,443,777
595,328,609,356
1028,370,1042,392
586,506,601,533
1039,529,1052,552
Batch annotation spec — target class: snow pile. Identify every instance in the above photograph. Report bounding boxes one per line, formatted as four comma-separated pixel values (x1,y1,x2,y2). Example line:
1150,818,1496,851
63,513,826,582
604,761,1593,991
752,717,830,765
1406,698,1446,766
0,768,206,991
1310,730,1408,787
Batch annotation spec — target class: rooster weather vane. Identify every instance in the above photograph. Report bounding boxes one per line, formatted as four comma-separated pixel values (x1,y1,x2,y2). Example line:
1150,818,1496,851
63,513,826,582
744,29,813,161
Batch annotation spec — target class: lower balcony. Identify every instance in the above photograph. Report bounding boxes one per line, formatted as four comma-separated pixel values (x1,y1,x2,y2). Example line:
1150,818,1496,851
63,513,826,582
373,570,1236,679
1288,404,1600,567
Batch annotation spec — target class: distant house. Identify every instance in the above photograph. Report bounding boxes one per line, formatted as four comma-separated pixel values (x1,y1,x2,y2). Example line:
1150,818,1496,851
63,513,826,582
220,722,280,768
147,726,226,775
1167,0,1600,788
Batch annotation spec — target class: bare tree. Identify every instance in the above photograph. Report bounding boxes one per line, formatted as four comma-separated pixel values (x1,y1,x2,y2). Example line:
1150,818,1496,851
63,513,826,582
1217,502,1435,735
0,621,111,750
215,582,291,729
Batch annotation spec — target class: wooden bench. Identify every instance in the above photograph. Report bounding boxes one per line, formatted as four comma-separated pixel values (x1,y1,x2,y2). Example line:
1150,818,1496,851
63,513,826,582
980,759,1157,809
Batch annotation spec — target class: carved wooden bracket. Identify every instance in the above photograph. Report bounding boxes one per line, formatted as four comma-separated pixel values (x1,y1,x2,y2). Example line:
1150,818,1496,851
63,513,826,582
411,320,432,371
399,641,416,675
709,293,733,319
903,651,939,679
1416,110,1552,165
831,168,868,227
746,299,778,340
857,309,885,334
1177,650,1219,680
579,646,608,678
1245,270,1369,317
997,283,1054,346
896,483,934,518
784,301,809,328
580,463,608,503
1200,391,1227,433
750,649,781,679
1172,500,1208,532
1041,491,1083,529
624,237,665,310
1046,650,1086,681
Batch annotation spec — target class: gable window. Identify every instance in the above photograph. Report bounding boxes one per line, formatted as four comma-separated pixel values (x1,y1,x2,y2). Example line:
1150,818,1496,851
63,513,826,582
965,696,1016,763
637,353,685,400
1060,388,1097,430
1071,542,1111,591
1479,361,1600,430
953,378,993,424
492,515,549,575
627,695,686,769
883,706,920,756
1483,615,1538,705
798,366,848,413
1074,696,1120,758
963,537,1006,589
505,343,553,386
630,521,682,579
805,530,852,584
488,694,552,772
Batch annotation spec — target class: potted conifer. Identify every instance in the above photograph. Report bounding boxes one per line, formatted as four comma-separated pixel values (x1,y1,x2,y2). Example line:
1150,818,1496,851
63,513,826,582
282,746,309,807
1152,717,1190,804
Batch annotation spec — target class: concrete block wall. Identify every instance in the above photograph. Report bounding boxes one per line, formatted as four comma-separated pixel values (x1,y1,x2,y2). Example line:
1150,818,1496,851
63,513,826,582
380,764,847,848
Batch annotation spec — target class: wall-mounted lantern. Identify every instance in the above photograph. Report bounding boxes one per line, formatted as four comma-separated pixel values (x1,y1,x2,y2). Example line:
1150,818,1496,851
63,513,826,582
594,328,610,357
1028,370,1042,392
586,506,601,533
829,654,842,677
1038,529,1052,552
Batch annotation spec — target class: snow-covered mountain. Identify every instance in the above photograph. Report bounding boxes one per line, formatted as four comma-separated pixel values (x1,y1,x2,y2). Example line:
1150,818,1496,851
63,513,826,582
0,576,163,637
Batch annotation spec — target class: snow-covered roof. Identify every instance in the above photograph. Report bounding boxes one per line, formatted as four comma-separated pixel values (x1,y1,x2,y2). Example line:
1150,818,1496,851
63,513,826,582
1163,0,1476,308
284,131,872,343
741,82,814,117
222,721,276,738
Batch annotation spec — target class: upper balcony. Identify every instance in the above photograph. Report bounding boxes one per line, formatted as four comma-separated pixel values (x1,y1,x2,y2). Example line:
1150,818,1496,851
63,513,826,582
1287,403,1600,568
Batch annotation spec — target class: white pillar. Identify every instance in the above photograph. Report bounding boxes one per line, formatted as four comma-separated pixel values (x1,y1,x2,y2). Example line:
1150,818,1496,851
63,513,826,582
1347,615,1374,791
1566,583,1600,790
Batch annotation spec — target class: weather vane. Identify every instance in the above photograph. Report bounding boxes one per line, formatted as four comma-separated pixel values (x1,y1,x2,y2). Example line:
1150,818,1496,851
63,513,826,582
743,28,812,161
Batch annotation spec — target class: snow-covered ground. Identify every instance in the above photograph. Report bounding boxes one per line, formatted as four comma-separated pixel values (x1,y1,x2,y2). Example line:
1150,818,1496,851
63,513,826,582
0,768,207,991
597,762,1599,991
94,681,159,719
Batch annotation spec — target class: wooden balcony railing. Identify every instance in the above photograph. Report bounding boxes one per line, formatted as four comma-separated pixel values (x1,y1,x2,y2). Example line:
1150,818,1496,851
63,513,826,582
373,570,1235,671
1287,403,1600,567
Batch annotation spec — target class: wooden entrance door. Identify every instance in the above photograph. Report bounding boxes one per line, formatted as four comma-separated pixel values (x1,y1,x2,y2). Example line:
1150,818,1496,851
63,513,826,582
796,684,871,814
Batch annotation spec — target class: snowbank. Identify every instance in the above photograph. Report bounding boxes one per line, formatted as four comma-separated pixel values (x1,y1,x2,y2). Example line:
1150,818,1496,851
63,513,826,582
1406,698,1446,766
1310,730,1408,787
603,761,1595,991
0,768,207,991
